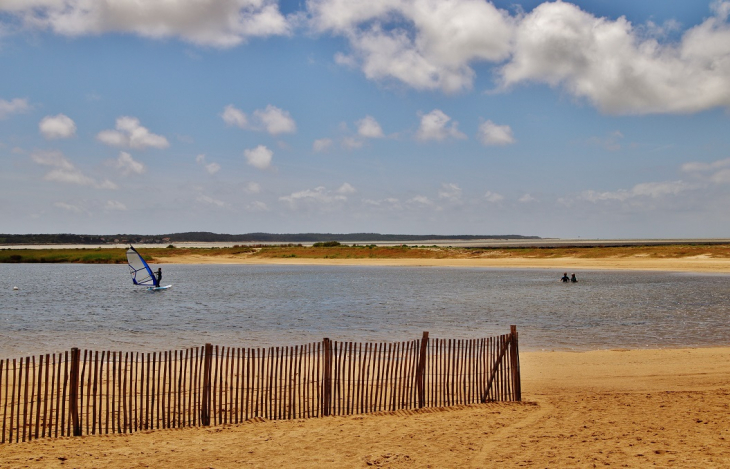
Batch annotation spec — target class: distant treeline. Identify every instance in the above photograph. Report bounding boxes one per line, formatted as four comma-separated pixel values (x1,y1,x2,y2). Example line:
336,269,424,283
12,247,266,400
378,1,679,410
1,232,540,245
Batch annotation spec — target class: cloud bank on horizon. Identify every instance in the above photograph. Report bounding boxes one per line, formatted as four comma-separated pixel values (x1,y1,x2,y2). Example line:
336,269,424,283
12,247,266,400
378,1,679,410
2,0,730,238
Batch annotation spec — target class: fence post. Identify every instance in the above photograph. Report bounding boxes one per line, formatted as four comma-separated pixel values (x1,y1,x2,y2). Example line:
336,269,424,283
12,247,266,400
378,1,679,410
416,331,429,408
69,348,81,436
201,344,213,426
509,325,521,401
322,338,332,417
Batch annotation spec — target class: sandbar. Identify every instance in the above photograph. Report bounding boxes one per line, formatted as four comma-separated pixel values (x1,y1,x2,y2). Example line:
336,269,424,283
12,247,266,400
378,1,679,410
2,347,728,467
154,254,730,273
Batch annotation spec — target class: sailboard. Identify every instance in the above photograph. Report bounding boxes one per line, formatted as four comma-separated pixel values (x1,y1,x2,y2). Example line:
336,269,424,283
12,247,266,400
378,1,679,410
126,245,171,291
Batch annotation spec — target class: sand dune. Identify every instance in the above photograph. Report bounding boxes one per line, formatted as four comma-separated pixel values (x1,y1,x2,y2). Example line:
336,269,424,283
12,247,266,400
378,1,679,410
2,347,728,468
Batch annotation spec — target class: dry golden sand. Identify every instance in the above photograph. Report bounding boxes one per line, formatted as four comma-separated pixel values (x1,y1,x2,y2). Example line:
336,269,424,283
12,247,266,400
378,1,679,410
153,254,730,273
1,348,729,468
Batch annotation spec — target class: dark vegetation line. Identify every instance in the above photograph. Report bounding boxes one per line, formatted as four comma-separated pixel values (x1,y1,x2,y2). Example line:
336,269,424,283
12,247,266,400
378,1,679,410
0,232,540,245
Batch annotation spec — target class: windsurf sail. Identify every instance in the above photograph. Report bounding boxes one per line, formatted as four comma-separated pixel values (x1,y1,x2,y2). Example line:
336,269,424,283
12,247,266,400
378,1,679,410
126,246,157,287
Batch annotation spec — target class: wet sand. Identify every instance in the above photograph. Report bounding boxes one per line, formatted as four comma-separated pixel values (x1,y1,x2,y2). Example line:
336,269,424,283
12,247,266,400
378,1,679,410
1,347,728,468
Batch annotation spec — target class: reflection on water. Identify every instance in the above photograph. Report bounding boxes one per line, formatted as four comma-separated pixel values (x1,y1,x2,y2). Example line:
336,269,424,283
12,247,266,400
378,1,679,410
1,264,729,357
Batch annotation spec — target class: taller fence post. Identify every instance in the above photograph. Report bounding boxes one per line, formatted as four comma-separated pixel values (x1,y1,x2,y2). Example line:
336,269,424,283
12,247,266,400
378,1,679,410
69,348,81,436
509,325,521,401
416,331,429,408
201,344,213,426
322,338,332,417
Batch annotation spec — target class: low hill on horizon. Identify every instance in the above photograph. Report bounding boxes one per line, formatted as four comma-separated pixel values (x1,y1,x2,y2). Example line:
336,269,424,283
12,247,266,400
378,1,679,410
0,232,540,245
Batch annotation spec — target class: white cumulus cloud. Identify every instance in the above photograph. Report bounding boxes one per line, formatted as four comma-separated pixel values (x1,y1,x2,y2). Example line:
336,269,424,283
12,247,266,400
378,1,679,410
244,145,273,169
31,149,117,189
254,105,297,135
356,115,384,138
246,201,269,211
313,138,333,152
681,157,730,184
196,194,226,207
112,151,146,175
580,181,690,202
195,154,221,174
336,182,356,194
682,157,730,173
478,120,515,146
484,191,504,203
342,136,364,149
407,195,435,207
97,116,169,149
308,1,730,114
54,202,86,214
221,105,249,128
222,104,296,135
104,200,128,211
279,185,349,209
30,149,74,171
438,183,462,201
519,193,537,203
500,1,730,114
309,0,514,93
0,98,30,119
39,114,76,139
416,109,466,141
205,162,221,174
2,0,291,48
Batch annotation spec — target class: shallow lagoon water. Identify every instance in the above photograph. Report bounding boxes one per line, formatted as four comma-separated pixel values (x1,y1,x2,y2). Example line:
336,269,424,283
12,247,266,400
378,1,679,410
1,264,729,357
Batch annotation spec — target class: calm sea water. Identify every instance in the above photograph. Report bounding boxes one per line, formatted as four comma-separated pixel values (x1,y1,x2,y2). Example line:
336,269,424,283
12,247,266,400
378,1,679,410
1,264,729,357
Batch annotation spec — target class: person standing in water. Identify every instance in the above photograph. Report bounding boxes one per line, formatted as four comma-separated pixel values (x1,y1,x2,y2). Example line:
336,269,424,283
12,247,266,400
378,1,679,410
561,272,569,282
571,273,578,283
155,267,162,287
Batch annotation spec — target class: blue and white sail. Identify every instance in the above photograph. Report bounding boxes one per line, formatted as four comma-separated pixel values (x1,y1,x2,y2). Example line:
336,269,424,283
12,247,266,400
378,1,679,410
126,246,156,287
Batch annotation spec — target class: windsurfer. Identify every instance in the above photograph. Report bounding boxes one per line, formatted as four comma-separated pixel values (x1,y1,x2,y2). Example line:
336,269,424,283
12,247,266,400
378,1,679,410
155,268,162,287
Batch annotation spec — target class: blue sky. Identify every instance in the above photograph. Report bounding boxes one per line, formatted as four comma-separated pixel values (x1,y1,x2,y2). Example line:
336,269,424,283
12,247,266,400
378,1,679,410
2,0,730,238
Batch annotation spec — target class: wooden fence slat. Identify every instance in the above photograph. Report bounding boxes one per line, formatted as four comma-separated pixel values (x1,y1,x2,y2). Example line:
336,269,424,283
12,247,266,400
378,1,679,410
0,359,5,444
217,346,224,425
296,346,301,419
274,346,281,420
201,344,212,426
154,352,159,430
0,329,520,444
24,356,32,442
42,354,50,438
11,359,17,443
382,343,392,412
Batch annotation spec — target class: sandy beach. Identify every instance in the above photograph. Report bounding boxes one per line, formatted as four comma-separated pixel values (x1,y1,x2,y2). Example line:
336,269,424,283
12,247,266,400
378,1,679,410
153,253,730,273
1,347,728,468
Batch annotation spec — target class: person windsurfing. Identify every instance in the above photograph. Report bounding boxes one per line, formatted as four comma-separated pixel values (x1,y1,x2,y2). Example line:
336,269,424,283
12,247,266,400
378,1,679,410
155,267,162,287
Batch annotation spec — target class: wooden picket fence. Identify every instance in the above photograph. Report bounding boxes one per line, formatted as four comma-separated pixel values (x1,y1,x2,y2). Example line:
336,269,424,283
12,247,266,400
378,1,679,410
0,327,520,443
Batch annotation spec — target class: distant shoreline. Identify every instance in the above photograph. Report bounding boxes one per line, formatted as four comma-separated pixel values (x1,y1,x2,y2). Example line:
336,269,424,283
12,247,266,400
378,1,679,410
152,255,730,273
3,237,730,250
3,242,730,273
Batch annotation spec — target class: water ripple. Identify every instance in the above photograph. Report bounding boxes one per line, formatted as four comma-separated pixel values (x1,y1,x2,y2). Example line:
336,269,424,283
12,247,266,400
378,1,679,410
1,264,729,356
